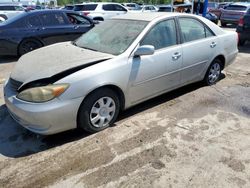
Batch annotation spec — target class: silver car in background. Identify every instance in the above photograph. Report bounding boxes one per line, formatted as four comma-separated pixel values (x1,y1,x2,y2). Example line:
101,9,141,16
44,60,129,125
4,13,238,135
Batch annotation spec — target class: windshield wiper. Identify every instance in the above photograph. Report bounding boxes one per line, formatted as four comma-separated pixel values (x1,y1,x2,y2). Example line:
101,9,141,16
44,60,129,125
81,46,98,52
71,41,77,46
71,41,98,52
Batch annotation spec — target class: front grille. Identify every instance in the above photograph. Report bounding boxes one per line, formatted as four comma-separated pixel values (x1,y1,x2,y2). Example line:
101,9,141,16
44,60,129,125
8,78,23,92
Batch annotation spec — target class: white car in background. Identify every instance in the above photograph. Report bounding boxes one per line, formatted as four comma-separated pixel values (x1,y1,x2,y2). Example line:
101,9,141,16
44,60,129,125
122,3,141,10
139,5,159,12
73,2,128,21
0,4,24,20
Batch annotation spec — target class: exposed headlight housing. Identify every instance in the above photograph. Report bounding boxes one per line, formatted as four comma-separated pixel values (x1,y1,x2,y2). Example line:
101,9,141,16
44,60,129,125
17,84,69,103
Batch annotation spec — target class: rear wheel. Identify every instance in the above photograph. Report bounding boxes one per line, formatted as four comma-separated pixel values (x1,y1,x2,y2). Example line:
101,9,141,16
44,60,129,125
239,39,246,46
221,21,227,27
203,59,222,85
18,39,43,56
78,88,120,133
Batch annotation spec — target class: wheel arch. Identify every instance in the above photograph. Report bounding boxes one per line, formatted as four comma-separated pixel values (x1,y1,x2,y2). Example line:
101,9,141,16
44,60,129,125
76,84,125,129
213,54,225,70
86,85,125,110
0,14,7,20
93,17,104,21
17,37,45,55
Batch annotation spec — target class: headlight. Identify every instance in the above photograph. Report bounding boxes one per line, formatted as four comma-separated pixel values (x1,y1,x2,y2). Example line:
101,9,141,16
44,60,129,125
17,84,69,103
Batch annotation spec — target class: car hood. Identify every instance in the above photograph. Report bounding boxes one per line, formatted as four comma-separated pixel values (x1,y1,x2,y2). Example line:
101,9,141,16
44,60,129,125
11,42,114,83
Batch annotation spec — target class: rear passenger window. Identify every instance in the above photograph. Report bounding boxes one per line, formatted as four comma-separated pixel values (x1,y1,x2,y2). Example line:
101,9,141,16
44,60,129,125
40,13,67,26
74,4,97,11
141,19,177,50
205,27,214,37
114,4,127,11
27,16,41,27
0,6,15,10
15,6,24,11
103,4,114,11
179,18,214,43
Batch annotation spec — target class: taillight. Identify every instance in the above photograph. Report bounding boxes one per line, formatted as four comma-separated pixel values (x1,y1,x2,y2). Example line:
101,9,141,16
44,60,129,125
238,16,244,27
83,12,90,16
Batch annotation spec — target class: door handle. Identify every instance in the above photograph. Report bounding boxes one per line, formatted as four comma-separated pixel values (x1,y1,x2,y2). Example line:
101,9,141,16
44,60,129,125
172,52,181,60
210,42,216,48
74,25,79,29
36,27,45,31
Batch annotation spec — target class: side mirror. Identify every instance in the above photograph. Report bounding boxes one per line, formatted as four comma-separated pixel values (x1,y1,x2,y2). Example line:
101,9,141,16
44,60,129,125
134,45,155,57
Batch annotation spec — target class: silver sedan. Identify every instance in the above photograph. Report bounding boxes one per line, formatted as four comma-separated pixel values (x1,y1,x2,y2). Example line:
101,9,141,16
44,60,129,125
4,12,238,135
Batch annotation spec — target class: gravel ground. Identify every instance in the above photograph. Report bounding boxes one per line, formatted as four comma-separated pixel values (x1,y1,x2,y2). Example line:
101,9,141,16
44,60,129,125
0,40,249,187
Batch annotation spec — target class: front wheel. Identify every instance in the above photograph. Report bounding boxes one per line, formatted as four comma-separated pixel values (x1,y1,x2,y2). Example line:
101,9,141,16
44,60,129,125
78,88,120,133
221,21,227,27
18,39,43,56
203,59,222,85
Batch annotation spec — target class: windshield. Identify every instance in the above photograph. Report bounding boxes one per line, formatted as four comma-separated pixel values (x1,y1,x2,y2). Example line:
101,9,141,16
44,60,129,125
225,5,247,11
75,19,148,55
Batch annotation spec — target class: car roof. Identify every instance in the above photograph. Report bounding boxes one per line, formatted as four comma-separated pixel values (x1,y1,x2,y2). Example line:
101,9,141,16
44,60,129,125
113,12,183,21
229,2,250,7
75,2,122,5
0,4,22,6
25,9,77,15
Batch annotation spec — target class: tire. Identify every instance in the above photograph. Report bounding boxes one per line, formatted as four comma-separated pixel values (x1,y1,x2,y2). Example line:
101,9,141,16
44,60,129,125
221,21,227,27
238,39,246,46
18,39,43,56
203,59,222,85
93,17,104,21
78,88,120,133
0,14,7,20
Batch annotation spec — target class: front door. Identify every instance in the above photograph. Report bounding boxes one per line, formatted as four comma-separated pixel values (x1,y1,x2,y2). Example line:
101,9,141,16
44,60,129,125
128,19,182,104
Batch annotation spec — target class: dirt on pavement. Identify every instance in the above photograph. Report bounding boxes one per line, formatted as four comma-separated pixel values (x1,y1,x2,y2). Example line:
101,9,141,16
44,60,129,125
0,43,249,188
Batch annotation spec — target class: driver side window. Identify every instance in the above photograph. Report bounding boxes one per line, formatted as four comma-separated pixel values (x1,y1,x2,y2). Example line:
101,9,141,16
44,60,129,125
141,19,177,50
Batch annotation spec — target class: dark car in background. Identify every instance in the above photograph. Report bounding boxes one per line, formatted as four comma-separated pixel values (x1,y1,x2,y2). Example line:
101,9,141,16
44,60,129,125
206,12,218,24
158,5,172,12
0,4,24,20
207,2,220,18
61,5,74,10
0,10,95,56
220,2,250,26
236,8,250,46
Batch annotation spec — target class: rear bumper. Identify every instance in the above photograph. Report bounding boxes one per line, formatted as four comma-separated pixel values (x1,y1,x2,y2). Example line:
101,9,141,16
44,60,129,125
220,18,240,24
0,39,18,56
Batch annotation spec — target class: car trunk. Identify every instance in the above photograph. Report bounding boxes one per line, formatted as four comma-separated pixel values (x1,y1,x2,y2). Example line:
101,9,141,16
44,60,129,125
222,5,247,21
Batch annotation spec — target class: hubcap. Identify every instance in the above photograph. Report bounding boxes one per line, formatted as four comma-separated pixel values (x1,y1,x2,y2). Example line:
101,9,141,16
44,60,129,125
90,97,116,128
208,63,220,84
22,41,39,53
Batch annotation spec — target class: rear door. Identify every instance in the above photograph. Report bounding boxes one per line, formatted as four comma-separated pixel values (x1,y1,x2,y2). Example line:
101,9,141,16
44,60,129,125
178,17,217,84
39,12,75,45
26,15,43,37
